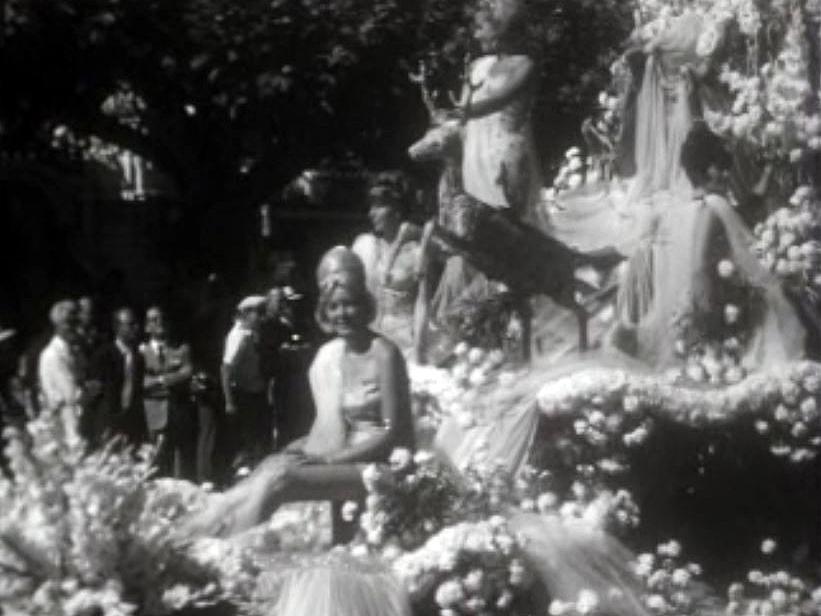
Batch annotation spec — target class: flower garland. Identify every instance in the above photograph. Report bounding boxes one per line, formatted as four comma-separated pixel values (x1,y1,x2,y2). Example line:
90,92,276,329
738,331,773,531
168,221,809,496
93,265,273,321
537,361,821,464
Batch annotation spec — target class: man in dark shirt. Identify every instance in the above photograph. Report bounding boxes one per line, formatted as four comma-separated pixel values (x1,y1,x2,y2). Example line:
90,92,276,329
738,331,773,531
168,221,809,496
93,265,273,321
88,308,146,448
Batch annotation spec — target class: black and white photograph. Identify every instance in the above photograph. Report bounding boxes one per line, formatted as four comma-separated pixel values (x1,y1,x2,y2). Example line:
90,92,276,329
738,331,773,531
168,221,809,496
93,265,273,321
1,0,821,614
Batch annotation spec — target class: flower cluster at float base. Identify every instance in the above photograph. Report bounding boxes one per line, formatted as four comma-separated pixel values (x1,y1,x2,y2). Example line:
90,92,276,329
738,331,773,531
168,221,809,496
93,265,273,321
0,408,256,615
633,541,709,615
391,516,537,616
537,362,821,464
752,185,821,295
726,538,821,615
355,448,460,554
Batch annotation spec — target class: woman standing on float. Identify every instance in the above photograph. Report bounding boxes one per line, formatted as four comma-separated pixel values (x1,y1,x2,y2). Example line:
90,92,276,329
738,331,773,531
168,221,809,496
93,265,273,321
460,0,542,220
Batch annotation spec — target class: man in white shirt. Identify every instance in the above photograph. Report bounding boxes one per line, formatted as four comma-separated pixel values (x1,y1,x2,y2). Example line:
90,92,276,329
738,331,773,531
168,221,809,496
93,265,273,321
38,300,96,440
222,295,268,470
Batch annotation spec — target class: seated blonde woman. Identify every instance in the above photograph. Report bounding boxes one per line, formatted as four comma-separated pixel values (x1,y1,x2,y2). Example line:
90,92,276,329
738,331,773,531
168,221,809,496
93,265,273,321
182,246,414,537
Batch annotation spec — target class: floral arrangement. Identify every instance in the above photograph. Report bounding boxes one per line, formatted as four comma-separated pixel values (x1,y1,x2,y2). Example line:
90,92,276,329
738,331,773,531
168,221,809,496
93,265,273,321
703,4,821,165
0,408,257,615
408,346,523,433
632,541,712,615
391,516,539,616
356,449,461,553
443,287,528,359
547,147,587,197
546,103,620,200
537,361,821,464
727,539,821,615
752,184,821,295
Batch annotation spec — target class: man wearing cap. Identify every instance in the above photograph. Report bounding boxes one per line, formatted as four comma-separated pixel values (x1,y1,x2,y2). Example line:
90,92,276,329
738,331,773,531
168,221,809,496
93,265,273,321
222,295,269,470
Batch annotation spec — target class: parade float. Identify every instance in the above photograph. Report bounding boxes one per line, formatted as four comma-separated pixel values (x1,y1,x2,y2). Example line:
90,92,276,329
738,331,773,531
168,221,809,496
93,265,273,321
2,0,821,614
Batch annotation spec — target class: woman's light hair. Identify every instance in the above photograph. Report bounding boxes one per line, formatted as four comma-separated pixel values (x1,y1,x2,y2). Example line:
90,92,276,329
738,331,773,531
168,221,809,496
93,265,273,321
314,247,376,333
475,0,531,50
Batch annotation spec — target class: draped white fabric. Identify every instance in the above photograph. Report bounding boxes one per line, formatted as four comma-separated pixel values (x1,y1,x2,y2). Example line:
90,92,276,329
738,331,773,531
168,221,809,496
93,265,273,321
616,193,805,368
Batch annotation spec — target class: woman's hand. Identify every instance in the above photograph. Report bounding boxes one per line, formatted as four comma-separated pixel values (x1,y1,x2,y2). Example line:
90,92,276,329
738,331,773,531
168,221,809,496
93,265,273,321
293,450,328,465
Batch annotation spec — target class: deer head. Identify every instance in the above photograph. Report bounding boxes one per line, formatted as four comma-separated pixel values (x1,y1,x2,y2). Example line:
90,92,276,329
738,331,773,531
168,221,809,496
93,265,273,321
407,58,482,163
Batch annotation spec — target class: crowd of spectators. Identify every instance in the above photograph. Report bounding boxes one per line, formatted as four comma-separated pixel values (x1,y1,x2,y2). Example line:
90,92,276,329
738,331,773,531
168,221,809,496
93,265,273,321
0,282,313,486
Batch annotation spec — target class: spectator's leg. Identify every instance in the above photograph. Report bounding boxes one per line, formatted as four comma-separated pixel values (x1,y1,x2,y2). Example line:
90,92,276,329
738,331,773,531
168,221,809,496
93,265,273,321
196,399,217,483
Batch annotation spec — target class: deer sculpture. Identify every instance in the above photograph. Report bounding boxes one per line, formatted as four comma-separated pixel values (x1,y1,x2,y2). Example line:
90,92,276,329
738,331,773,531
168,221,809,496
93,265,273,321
407,60,624,362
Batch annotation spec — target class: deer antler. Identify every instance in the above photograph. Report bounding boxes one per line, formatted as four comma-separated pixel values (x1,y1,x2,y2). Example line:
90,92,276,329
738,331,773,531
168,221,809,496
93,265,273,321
409,59,438,118
455,54,483,125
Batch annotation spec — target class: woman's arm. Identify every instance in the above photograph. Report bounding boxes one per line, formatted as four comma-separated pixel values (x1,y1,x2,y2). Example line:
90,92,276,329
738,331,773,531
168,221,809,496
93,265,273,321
461,55,535,119
325,340,411,464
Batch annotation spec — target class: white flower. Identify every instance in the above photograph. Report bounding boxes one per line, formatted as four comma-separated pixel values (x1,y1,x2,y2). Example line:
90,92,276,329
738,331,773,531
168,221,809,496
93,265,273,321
771,588,788,609
437,549,458,571
725,366,745,384
658,539,682,557
496,590,514,610
568,173,584,190
509,558,528,586
451,363,469,383
367,528,384,545
434,580,464,608
576,589,599,614
791,422,808,438
803,374,821,393
800,397,818,420
361,464,381,490
413,450,435,467
761,538,778,554
686,363,707,383
498,371,516,387
646,594,668,611
696,22,720,57
748,569,765,584
162,584,192,610
467,347,485,366
520,498,536,512
537,492,558,512
463,569,484,593
672,568,692,586
717,259,736,278
341,500,359,522
724,304,740,325
468,367,488,387
456,411,476,429
453,342,469,357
